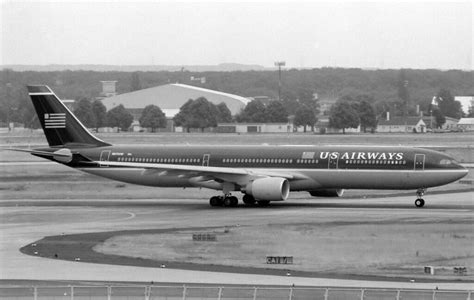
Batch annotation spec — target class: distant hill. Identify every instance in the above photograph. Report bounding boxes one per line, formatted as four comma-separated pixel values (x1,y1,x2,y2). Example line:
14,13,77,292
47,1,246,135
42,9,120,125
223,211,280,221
2,63,267,72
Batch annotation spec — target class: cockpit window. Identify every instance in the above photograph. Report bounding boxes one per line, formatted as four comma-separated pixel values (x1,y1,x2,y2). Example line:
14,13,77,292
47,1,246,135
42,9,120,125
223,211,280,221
440,159,457,165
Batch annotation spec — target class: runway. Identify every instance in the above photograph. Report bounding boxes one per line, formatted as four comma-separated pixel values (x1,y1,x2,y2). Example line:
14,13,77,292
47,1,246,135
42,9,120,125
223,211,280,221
0,192,473,289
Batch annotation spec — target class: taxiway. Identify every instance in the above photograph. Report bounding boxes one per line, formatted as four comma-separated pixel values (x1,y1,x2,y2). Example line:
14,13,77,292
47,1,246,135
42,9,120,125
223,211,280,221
0,192,473,289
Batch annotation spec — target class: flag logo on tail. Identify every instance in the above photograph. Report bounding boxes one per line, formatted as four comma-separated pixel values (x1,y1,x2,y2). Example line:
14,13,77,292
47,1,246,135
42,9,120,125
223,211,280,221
44,113,66,128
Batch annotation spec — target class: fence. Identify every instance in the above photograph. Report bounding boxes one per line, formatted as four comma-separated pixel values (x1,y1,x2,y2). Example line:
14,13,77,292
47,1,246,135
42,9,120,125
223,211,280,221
0,285,472,300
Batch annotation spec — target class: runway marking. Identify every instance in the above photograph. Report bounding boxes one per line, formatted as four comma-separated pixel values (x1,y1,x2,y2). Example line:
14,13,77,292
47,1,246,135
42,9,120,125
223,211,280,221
123,212,136,221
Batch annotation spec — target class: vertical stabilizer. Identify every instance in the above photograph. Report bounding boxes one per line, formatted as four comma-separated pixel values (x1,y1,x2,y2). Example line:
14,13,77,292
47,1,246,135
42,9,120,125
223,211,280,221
27,85,111,147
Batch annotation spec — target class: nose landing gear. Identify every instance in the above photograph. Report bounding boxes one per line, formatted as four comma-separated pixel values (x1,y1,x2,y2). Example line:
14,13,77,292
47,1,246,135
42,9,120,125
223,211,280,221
415,188,425,208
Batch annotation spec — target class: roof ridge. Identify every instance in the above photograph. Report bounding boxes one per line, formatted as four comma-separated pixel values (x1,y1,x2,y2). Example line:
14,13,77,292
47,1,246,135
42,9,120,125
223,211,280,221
171,83,250,104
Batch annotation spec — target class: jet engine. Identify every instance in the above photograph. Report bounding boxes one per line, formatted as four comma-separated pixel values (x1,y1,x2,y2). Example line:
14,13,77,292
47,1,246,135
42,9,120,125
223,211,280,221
245,177,290,201
309,189,344,197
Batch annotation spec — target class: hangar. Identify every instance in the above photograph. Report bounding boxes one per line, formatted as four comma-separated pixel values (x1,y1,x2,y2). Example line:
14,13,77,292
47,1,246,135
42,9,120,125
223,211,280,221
101,83,250,121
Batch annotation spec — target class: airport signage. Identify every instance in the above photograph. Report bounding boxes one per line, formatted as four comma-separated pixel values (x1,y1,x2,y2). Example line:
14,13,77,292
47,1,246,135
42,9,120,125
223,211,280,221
192,233,216,241
454,266,467,275
266,256,293,264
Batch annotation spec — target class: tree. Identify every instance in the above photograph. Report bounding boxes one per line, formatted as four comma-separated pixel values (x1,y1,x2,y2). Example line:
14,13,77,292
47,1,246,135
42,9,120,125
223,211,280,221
173,97,218,132
329,101,360,134
173,99,193,132
130,72,142,91
189,97,218,131
216,102,232,123
436,89,463,119
74,98,95,128
397,69,410,116
91,100,107,131
356,99,377,133
139,105,167,132
468,105,474,118
106,104,133,131
294,104,317,132
21,102,41,129
281,98,301,115
432,109,446,128
236,100,267,123
265,100,288,123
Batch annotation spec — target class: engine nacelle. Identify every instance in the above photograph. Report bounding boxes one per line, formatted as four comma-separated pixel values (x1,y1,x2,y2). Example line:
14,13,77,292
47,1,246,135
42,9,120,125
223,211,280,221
309,189,344,197
245,177,290,201
53,148,73,163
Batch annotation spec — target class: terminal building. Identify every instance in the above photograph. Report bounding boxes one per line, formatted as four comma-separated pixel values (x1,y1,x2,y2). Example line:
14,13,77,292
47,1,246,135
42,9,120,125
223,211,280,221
101,83,250,132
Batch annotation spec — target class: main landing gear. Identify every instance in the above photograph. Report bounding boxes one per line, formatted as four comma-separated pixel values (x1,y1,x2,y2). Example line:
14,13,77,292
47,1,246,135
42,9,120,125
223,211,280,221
209,194,270,207
209,195,238,207
415,188,426,208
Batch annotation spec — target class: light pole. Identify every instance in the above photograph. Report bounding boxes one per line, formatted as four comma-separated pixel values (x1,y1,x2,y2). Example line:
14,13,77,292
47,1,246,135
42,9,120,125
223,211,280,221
274,61,285,101
403,80,409,133
430,108,433,130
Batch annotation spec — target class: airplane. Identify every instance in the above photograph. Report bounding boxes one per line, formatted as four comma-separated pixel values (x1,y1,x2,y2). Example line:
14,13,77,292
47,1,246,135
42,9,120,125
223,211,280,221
13,85,468,208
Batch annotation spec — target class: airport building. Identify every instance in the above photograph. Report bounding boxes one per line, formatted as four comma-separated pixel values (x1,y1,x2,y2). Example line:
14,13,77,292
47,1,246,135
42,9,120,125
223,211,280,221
217,122,293,133
377,116,427,133
101,83,251,131
457,118,474,131
422,116,459,130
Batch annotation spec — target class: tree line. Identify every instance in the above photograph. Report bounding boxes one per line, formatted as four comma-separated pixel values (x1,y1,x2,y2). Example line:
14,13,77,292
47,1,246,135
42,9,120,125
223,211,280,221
73,98,133,131
71,96,234,132
72,84,464,133
1,68,472,131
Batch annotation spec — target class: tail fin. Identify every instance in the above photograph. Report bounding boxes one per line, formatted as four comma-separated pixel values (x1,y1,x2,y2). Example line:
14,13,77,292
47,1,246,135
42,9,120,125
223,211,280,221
27,85,111,148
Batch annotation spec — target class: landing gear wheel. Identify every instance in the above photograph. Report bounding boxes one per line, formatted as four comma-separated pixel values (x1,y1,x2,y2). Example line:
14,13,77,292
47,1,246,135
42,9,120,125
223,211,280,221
257,200,270,207
415,198,425,208
229,196,238,207
223,196,238,207
242,194,256,205
209,196,222,207
415,188,426,208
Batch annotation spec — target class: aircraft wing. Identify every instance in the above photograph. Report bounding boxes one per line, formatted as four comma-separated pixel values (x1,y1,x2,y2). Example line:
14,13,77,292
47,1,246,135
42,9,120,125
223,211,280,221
94,161,307,184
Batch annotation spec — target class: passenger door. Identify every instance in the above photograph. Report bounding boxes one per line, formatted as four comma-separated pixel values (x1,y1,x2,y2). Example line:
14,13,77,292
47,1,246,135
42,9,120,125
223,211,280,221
414,154,425,171
202,154,210,167
99,150,111,167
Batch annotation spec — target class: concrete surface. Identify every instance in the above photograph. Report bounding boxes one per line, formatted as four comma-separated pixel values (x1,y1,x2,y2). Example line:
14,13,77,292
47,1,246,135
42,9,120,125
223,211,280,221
1,193,473,289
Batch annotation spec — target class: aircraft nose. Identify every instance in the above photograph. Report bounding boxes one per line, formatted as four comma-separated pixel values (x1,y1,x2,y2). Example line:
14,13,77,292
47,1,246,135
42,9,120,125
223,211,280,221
456,164,469,179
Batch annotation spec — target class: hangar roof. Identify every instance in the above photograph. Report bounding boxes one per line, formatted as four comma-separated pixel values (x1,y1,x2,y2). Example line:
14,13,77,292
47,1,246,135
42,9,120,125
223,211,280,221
101,83,250,116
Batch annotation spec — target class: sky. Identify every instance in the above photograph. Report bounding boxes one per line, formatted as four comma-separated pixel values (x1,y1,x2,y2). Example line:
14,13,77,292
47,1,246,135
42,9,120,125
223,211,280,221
1,0,473,69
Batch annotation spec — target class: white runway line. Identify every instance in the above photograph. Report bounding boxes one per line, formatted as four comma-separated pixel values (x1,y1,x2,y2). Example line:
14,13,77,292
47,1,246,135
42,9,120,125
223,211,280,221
122,212,136,221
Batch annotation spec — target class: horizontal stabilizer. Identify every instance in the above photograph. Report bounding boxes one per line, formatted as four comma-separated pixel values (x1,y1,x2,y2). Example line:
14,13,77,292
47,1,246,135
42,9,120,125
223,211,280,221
6,148,70,157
